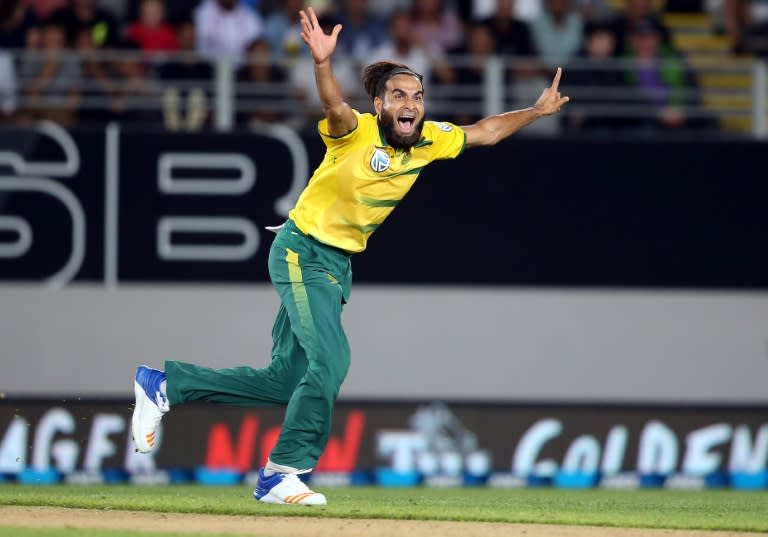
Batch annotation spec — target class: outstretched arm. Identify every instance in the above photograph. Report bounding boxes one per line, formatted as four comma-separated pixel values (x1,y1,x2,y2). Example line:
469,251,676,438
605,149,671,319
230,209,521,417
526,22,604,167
462,68,570,148
299,7,357,137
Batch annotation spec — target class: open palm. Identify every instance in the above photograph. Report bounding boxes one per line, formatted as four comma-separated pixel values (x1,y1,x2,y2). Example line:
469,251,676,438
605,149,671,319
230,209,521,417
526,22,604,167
299,7,342,65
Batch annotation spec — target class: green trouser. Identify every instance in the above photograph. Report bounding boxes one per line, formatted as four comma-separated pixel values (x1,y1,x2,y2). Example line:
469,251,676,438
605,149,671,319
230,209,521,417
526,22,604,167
164,219,353,469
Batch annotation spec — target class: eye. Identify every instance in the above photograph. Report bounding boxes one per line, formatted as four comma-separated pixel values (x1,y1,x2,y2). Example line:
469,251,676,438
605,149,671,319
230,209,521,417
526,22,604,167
414,94,423,102
394,93,403,100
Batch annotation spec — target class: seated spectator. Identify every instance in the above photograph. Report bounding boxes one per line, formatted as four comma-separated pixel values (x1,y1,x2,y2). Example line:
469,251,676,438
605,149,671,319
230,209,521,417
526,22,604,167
724,0,768,55
369,8,454,87
236,38,293,126
442,22,501,124
127,0,179,52
24,0,69,20
19,17,81,127
411,0,465,53
334,0,388,64
194,0,263,66
609,0,671,54
108,41,160,124
621,18,715,130
470,0,543,23
158,18,213,131
49,0,121,48
562,21,629,131
1,0,39,49
478,0,535,56
262,0,305,61
529,0,584,68
74,26,119,123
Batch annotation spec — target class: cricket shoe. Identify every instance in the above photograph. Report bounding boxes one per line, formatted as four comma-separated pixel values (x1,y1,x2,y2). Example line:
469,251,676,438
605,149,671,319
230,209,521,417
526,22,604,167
131,365,169,453
253,468,327,505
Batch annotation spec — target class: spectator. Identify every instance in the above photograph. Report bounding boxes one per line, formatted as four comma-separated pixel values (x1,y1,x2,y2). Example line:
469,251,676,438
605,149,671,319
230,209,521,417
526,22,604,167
127,0,179,52
621,18,712,130
49,0,121,48
108,41,160,124
19,18,81,127
262,0,305,61
411,0,465,53
24,0,69,20
333,0,388,64
158,18,213,131
74,25,118,123
1,0,39,49
562,21,628,131
468,0,543,23
369,8,453,86
529,0,584,68
443,22,500,124
194,0,263,66
609,0,671,54
478,0,535,57
236,38,293,126
724,0,768,55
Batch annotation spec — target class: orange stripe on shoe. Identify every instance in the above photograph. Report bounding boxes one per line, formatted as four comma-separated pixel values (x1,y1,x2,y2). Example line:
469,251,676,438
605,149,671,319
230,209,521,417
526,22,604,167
290,492,314,504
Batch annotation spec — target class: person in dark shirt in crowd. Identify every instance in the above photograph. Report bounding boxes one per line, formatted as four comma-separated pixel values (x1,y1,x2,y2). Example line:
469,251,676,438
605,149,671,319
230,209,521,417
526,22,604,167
50,0,121,48
157,18,213,131
479,0,535,57
0,0,39,49
235,37,293,126
18,17,81,127
609,0,671,55
333,0,388,64
562,21,629,131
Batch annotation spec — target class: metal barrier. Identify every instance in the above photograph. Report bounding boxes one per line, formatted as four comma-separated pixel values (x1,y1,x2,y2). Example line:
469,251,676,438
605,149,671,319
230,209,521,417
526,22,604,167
1,48,766,137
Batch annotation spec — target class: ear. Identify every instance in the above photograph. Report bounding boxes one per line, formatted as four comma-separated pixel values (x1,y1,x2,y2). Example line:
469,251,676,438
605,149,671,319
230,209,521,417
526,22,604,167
373,96,382,117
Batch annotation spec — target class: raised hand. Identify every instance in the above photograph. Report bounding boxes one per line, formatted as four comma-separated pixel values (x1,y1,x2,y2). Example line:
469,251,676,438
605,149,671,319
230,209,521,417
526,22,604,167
299,7,342,65
534,67,570,116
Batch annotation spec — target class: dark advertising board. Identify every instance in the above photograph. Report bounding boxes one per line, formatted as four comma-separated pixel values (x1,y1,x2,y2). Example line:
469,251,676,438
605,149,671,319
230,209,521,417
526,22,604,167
1,399,766,489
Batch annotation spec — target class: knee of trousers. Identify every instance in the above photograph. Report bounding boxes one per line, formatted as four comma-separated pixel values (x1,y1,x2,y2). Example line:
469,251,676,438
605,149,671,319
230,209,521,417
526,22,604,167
304,352,350,392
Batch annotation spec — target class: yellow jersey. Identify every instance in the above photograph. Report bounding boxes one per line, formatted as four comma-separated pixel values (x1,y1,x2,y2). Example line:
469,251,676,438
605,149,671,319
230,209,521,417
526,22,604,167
289,110,466,253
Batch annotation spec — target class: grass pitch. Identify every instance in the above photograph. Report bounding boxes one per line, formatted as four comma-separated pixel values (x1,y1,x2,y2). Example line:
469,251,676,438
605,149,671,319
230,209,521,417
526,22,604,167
0,485,766,533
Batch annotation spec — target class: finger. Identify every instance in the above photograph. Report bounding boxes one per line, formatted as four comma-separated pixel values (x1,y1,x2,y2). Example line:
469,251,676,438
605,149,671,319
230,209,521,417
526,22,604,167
559,96,570,107
299,10,312,32
331,23,342,40
307,6,320,29
550,67,562,91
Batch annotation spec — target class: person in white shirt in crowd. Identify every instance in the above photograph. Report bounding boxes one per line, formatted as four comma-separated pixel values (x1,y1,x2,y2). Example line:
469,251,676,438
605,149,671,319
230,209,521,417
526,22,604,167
194,0,263,66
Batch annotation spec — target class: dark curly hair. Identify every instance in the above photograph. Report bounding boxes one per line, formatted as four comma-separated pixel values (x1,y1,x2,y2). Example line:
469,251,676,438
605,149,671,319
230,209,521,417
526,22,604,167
362,61,424,101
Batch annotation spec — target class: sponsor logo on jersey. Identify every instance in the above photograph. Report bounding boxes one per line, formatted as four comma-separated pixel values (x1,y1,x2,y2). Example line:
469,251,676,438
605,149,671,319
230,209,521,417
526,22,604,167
370,149,390,172
435,122,453,132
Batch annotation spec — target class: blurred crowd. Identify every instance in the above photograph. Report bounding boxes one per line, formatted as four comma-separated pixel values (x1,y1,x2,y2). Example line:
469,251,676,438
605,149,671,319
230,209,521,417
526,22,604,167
0,0,751,133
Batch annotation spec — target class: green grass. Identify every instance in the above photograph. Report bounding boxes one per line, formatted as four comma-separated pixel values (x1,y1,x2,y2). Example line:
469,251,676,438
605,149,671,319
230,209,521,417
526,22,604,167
0,485,767,532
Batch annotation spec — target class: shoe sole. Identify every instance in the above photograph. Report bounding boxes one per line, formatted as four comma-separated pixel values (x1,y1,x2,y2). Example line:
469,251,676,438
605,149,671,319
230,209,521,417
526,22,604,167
131,379,153,453
255,491,327,506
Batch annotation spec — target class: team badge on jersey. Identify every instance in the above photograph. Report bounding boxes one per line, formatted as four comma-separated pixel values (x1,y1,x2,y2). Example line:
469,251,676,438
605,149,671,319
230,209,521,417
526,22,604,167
370,148,390,172
435,122,453,132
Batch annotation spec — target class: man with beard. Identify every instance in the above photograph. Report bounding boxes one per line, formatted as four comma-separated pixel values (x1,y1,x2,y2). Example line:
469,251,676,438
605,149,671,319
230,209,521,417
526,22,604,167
130,7,569,506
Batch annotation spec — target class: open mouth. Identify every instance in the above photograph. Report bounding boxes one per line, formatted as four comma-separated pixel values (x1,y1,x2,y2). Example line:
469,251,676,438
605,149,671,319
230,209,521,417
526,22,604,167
397,114,415,134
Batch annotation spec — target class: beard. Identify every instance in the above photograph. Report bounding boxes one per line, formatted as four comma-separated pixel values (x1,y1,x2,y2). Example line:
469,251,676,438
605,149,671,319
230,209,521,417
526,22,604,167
378,111,424,150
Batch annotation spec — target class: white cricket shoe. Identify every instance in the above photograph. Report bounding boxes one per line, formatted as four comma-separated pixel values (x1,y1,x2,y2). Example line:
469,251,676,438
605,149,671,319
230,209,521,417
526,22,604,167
131,365,169,453
253,468,327,506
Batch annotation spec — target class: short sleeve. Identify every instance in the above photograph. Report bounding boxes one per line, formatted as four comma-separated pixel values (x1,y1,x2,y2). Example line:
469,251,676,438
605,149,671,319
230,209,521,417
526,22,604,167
318,109,363,149
425,121,466,161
